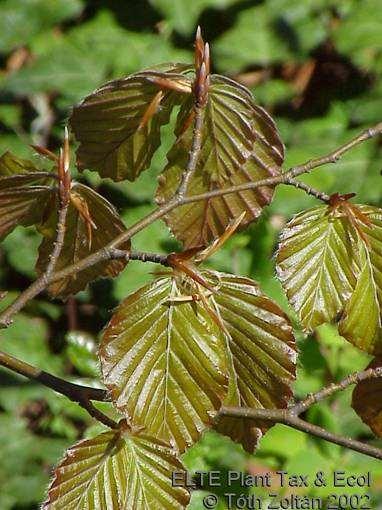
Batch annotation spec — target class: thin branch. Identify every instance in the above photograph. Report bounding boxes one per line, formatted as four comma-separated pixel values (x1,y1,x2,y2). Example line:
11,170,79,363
292,366,382,415
219,366,382,461
219,407,382,460
110,249,169,266
176,106,205,199
43,128,71,281
176,29,209,199
287,122,382,179
283,177,330,202
130,250,169,265
0,350,117,429
43,202,68,281
0,122,381,328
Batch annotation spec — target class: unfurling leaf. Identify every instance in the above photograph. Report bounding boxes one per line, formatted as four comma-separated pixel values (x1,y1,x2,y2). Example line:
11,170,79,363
276,203,382,355
100,276,229,452
0,152,55,240
44,427,190,509
156,75,284,248
70,65,192,182
207,271,297,452
352,358,382,437
36,183,130,299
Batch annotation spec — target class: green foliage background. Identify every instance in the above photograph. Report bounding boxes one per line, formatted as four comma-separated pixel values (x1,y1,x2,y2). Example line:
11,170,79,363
0,1,381,508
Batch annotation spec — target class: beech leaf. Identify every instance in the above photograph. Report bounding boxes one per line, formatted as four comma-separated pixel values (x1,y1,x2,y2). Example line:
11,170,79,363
0,151,43,176
44,428,190,509
70,65,192,182
100,276,229,452
276,203,382,355
156,75,284,248
36,183,130,299
352,358,382,437
0,151,55,240
207,271,297,452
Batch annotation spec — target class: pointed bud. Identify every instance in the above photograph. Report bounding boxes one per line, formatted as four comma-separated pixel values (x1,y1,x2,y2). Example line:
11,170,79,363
58,148,64,181
204,42,210,76
194,25,204,70
63,126,70,174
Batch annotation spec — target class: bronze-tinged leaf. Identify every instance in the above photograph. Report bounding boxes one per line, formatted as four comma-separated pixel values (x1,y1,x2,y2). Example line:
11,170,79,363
36,183,130,299
0,152,55,240
70,65,192,182
44,428,190,510
100,276,229,452
156,75,284,248
352,358,382,437
206,271,297,452
276,204,382,355
0,151,41,176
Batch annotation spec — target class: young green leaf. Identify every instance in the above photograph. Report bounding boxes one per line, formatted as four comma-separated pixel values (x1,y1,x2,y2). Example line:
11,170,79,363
276,203,382,354
0,152,55,240
352,358,382,437
100,276,229,452
207,271,297,452
44,427,190,509
36,183,130,299
156,75,284,248
0,151,44,176
70,66,192,182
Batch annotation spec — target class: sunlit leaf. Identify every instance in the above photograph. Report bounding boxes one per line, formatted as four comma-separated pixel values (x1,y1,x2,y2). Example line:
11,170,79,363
207,271,297,452
100,276,229,452
44,427,190,509
0,152,55,241
0,151,43,176
36,183,130,299
352,358,382,437
70,66,192,182
156,75,284,248
276,203,382,354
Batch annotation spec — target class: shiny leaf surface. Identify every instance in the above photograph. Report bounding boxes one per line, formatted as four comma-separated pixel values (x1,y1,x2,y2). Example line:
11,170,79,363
352,358,382,437
0,151,43,176
276,204,382,354
70,66,192,181
44,428,190,509
208,271,297,452
100,276,229,452
0,152,55,240
156,75,284,248
36,183,130,299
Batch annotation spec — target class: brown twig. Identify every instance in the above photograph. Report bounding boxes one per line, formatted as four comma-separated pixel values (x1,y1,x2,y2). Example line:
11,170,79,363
176,27,209,199
219,407,382,460
111,249,170,266
292,366,382,415
0,350,116,429
43,128,71,281
219,366,382,461
283,177,330,202
176,106,205,199
0,125,381,329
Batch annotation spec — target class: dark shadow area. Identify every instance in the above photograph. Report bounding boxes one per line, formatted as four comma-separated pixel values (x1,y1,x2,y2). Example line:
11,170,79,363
84,0,161,31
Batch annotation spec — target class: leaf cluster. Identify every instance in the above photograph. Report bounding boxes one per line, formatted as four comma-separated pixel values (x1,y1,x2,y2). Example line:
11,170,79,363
0,1,382,509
